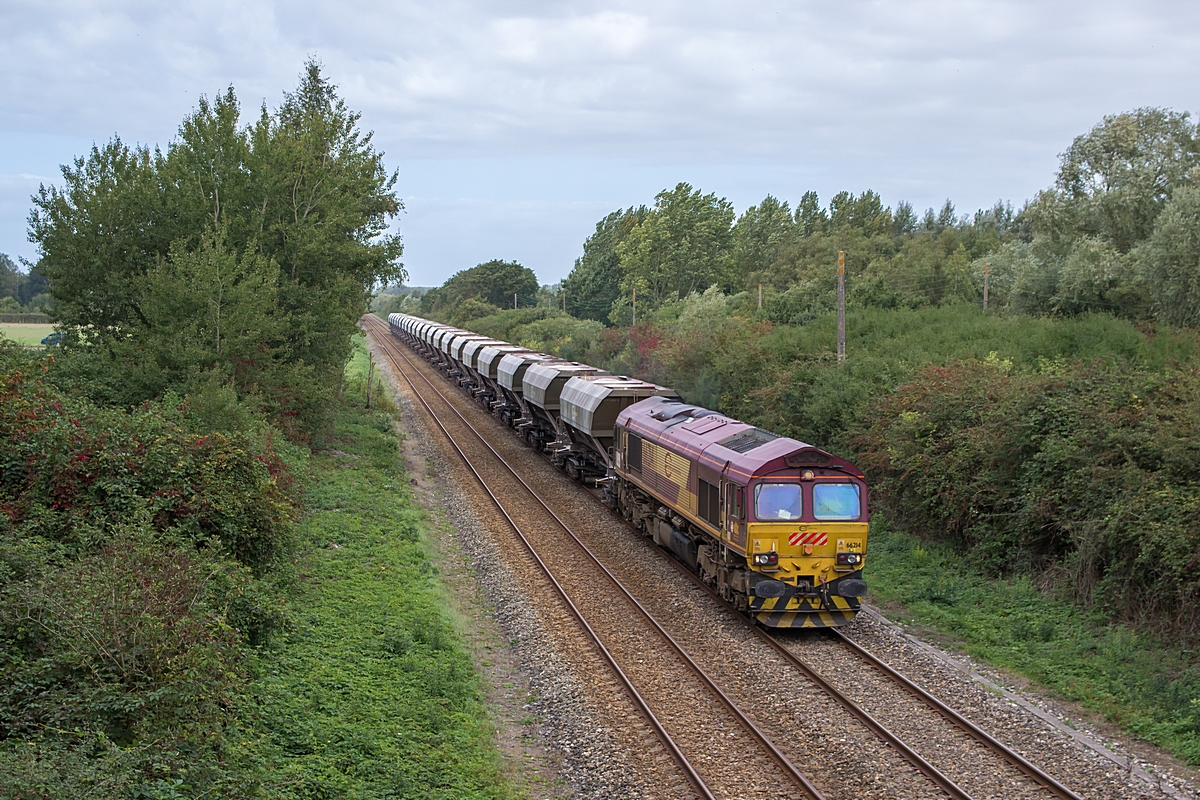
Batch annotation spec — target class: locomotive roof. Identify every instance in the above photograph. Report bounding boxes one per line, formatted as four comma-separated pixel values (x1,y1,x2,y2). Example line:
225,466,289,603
617,396,863,480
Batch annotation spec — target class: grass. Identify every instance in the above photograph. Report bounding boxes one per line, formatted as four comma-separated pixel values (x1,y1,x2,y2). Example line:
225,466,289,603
0,323,55,345
250,337,516,799
866,514,1200,764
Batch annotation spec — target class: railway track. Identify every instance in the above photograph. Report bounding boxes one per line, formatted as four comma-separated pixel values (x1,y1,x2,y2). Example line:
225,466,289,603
364,316,1086,800
367,317,824,800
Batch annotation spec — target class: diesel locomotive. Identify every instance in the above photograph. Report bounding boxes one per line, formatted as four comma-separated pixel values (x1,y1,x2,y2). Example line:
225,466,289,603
387,312,869,628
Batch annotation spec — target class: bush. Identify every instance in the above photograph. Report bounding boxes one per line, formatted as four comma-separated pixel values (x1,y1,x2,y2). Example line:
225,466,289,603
0,367,300,570
854,359,1200,638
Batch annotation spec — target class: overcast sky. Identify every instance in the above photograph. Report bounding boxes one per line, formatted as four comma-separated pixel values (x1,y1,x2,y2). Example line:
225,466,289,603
2,1,1198,286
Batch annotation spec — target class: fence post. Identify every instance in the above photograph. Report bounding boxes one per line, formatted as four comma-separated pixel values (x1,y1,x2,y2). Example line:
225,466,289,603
366,352,374,409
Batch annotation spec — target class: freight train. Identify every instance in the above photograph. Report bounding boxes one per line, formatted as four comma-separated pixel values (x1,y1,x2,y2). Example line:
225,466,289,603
387,313,869,628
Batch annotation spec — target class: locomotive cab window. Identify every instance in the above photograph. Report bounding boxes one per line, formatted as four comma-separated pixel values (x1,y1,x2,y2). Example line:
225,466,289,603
755,483,802,521
813,483,861,520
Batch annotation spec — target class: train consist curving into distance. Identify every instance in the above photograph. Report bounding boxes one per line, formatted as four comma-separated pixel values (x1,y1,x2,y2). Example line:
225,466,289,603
387,313,869,628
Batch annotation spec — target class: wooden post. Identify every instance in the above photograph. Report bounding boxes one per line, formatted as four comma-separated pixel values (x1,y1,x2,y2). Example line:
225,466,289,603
366,351,374,409
758,283,763,309
983,263,990,312
837,251,846,363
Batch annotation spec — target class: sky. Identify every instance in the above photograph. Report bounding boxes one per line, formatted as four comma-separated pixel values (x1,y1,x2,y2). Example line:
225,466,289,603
2,1,1198,286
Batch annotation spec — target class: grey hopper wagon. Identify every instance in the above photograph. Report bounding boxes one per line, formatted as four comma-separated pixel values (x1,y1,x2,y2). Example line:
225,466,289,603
475,344,532,408
521,362,609,450
495,352,559,426
558,376,679,476
448,335,491,375
430,328,462,365
458,338,508,389
441,332,481,373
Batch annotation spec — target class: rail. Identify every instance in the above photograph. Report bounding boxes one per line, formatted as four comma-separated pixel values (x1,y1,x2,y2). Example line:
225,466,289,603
366,316,826,800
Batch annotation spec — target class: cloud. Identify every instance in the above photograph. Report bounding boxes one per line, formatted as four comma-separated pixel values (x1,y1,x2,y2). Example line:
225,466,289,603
1,1,1198,278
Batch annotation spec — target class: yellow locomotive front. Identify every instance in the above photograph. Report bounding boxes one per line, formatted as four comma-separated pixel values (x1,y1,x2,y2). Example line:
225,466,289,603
742,469,868,627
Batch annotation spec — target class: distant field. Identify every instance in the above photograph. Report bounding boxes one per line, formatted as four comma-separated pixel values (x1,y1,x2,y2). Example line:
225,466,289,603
0,323,56,345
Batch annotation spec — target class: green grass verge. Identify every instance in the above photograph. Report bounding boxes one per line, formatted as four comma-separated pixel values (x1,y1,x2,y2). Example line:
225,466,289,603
251,337,516,799
0,323,55,345
867,514,1200,764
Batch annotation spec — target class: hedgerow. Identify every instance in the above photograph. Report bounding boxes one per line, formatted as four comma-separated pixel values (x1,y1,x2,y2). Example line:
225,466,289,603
854,358,1200,638
0,360,302,797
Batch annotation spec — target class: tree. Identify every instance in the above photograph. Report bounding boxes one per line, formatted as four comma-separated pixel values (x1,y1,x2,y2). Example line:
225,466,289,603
561,207,647,323
794,191,828,238
1148,186,1200,327
248,62,404,378
616,183,734,310
28,61,404,432
1052,108,1199,253
134,229,287,398
730,196,793,291
30,138,164,332
421,259,539,315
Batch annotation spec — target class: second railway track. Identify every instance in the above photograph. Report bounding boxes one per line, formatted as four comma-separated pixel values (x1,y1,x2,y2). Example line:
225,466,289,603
364,315,1087,800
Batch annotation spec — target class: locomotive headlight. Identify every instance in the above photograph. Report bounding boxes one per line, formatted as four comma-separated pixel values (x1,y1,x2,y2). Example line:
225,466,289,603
836,553,862,566
753,553,779,567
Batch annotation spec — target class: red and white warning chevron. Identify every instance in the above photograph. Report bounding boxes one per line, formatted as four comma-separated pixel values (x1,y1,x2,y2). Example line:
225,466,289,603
788,530,828,547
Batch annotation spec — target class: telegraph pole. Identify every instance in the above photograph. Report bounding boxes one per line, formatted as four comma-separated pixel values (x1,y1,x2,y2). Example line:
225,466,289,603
983,263,990,312
837,251,846,363
758,283,763,309
632,287,637,327
513,292,517,309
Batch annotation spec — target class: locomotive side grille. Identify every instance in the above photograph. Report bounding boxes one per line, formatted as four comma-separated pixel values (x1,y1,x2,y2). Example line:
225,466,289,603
628,432,643,472
698,479,720,525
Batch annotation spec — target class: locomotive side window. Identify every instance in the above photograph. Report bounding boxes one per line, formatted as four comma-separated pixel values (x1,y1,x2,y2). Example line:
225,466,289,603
813,483,861,520
755,483,802,521
698,479,720,525
628,432,643,472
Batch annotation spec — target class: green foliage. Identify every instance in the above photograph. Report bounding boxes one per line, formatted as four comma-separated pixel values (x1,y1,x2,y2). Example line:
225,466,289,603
866,517,1200,764
561,206,647,324
854,359,1200,636
29,63,404,435
1051,107,1199,254
447,306,605,363
1148,185,1200,326
615,183,735,314
251,340,514,799
0,361,302,798
0,256,50,314
1001,108,1200,321
371,289,421,319
421,260,539,317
